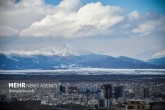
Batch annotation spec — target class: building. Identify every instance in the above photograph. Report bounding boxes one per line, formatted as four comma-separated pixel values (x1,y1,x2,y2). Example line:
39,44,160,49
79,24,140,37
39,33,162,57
0,100,42,110
144,88,149,99
134,86,144,99
125,100,147,110
150,102,165,110
98,99,105,108
102,84,112,108
103,84,112,99
60,85,68,93
97,89,104,99
114,86,125,99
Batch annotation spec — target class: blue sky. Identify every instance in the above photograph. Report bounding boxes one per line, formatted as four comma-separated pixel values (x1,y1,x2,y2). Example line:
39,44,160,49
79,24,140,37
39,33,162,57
45,0,165,14
0,0,165,60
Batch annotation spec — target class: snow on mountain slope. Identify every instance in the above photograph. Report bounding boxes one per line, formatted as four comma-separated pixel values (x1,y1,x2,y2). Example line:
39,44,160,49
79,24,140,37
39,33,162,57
0,44,92,57
0,45,165,70
54,44,92,56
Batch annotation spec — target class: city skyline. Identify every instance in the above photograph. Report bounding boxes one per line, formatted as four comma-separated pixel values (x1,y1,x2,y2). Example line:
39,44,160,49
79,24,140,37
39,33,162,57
0,0,165,60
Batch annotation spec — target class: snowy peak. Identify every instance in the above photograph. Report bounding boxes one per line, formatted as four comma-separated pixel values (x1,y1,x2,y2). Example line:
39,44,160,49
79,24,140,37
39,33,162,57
0,44,92,57
55,44,92,56
55,44,79,56
1,46,165,69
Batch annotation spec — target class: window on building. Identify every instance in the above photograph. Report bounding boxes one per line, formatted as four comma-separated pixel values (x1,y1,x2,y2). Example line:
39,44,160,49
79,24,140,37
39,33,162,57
127,106,134,109
137,106,140,109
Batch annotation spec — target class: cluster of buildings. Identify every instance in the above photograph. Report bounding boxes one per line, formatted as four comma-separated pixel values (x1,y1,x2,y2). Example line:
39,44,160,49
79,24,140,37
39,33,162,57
0,80,165,110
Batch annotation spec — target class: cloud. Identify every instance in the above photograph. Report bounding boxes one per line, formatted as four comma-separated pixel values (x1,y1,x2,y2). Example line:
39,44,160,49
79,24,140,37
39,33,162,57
58,0,82,12
0,0,165,60
0,0,56,29
132,22,155,34
0,26,19,36
132,15,165,36
128,10,139,21
0,47,59,56
20,1,124,38
1,0,164,39
153,50,165,58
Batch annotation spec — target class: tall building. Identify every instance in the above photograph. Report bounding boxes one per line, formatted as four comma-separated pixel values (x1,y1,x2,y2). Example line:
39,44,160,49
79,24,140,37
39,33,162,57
97,89,104,99
98,99,105,108
134,86,144,99
103,84,112,99
144,88,149,99
102,84,112,107
134,87,150,99
60,85,68,93
79,85,87,93
114,86,125,99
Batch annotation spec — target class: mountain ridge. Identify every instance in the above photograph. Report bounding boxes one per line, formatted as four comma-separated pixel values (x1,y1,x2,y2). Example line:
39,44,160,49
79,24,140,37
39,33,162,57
147,57,165,65
0,53,164,70
0,45,165,70
0,44,92,57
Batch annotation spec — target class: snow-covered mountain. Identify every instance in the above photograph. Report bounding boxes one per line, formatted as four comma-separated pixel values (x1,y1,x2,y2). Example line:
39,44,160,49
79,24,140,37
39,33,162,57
54,44,92,56
0,45,165,70
0,44,92,56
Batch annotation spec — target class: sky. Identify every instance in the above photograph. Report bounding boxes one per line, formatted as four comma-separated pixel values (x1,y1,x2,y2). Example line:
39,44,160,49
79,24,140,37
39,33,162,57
0,0,165,60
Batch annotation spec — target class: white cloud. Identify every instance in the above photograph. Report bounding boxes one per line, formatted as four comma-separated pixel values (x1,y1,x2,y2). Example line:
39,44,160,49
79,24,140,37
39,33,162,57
0,0,164,60
1,0,164,39
0,0,56,29
132,16,165,36
20,2,124,38
128,10,139,20
58,0,82,12
0,26,19,36
0,47,59,56
132,22,155,34
153,50,165,58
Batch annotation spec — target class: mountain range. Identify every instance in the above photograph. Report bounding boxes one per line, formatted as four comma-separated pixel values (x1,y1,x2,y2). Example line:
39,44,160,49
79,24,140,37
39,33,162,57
0,45,165,70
